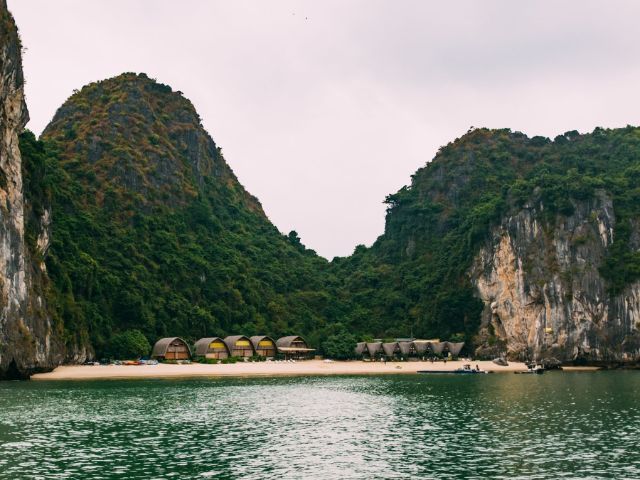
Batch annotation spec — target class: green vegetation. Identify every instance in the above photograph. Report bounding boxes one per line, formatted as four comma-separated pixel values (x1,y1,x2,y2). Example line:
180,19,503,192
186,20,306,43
106,329,151,360
21,72,640,358
27,73,331,358
330,126,640,343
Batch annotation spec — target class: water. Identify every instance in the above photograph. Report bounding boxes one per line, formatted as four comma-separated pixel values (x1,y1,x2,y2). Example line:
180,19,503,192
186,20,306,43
1,372,639,479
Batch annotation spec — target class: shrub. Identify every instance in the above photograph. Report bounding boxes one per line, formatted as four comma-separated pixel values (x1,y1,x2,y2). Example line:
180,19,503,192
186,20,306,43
107,329,151,360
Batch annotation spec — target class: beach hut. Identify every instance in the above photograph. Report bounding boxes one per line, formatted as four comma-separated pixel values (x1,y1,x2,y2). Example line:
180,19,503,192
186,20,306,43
412,341,430,357
446,341,465,358
431,342,446,356
382,342,400,358
151,337,191,361
223,336,255,357
194,337,230,359
276,336,315,359
366,342,383,360
250,336,277,357
398,341,415,357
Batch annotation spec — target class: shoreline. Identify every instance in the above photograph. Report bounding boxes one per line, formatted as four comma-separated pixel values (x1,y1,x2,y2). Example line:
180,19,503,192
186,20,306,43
32,359,533,381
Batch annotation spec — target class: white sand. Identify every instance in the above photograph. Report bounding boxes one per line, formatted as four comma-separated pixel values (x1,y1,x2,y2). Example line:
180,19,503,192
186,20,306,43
31,359,529,380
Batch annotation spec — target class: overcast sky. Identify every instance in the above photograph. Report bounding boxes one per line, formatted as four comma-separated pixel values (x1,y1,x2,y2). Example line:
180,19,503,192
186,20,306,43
9,0,640,259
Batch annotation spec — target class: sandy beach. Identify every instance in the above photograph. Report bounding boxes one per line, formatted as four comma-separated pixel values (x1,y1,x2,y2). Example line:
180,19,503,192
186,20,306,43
32,359,530,380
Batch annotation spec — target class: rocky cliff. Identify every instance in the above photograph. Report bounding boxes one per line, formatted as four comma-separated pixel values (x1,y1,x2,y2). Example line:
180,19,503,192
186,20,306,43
0,1,65,379
472,190,640,363
336,127,640,363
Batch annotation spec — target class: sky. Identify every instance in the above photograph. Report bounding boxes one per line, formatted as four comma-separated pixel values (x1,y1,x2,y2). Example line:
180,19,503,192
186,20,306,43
9,0,640,259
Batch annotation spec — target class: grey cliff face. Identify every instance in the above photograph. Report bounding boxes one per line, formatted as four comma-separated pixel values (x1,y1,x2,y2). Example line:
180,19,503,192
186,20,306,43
0,1,68,379
471,191,640,363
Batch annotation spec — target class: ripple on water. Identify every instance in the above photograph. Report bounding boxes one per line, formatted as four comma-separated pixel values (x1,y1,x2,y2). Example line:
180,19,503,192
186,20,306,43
1,373,640,479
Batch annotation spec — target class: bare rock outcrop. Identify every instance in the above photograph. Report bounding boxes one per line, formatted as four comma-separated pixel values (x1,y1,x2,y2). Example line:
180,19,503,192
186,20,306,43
0,0,67,378
471,191,640,362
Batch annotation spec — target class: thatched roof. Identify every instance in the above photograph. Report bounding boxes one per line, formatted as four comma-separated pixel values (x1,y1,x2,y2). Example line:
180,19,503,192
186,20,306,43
412,341,430,354
194,337,228,356
382,342,399,356
223,335,254,353
276,336,308,349
430,342,446,355
366,342,383,355
398,341,414,355
447,341,465,357
250,336,276,350
355,342,367,355
151,337,190,357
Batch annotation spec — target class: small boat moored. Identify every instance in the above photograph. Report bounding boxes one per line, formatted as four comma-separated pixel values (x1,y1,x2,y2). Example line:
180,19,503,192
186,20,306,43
515,363,545,375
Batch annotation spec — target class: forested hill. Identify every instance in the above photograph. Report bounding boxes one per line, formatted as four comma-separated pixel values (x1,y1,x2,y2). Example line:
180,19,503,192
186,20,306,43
331,127,640,360
22,72,640,362
29,73,331,357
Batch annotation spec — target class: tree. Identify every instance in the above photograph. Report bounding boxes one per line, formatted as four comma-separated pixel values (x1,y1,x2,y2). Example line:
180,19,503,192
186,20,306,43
321,323,358,359
107,330,151,360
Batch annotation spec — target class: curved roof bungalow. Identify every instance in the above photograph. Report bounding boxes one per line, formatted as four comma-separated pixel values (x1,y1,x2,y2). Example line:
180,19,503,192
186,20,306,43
151,337,191,361
382,342,400,358
398,341,415,357
430,342,446,356
276,336,315,359
194,337,230,359
250,336,277,357
224,336,255,357
446,341,465,358
365,342,383,359
412,341,431,356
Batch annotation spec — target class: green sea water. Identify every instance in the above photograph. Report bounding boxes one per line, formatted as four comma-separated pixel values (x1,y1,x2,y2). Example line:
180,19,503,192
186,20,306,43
1,372,639,479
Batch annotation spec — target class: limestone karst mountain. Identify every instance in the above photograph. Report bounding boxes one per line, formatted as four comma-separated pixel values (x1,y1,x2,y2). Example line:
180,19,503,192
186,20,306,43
3,0,640,378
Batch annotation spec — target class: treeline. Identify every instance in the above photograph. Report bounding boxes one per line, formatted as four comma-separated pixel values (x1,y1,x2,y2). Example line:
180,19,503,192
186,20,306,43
21,74,640,359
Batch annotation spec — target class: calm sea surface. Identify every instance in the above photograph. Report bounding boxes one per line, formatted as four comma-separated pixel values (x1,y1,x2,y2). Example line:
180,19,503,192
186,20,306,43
1,372,639,479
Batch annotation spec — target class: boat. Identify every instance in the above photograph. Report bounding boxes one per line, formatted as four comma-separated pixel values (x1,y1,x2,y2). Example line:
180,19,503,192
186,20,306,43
515,363,545,374
418,364,488,374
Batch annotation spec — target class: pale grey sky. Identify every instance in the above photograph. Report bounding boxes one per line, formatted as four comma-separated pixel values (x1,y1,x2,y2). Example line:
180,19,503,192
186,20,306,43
9,0,640,259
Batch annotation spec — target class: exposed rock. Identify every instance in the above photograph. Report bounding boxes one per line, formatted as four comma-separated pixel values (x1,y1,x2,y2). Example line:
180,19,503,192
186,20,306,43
0,1,66,379
471,191,640,362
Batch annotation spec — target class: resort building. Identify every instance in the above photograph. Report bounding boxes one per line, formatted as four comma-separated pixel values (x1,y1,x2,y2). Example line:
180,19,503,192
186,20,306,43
365,342,383,359
250,336,277,357
382,342,400,359
446,341,465,358
194,337,230,359
398,341,415,357
276,336,315,359
355,339,466,360
151,337,191,361
223,336,255,357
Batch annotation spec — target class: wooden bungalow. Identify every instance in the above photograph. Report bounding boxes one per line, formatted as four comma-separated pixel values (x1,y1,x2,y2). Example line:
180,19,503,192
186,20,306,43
194,337,230,359
223,336,255,357
151,337,191,361
430,341,446,356
250,336,277,357
446,341,465,358
355,342,367,356
365,342,383,360
276,336,315,359
398,341,415,357
382,342,400,358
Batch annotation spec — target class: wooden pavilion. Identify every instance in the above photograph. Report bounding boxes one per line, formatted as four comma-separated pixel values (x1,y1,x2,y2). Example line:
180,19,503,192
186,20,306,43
223,335,255,357
151,337,191,361
194,337,230,359
276,336,315,359
250,336,277,357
